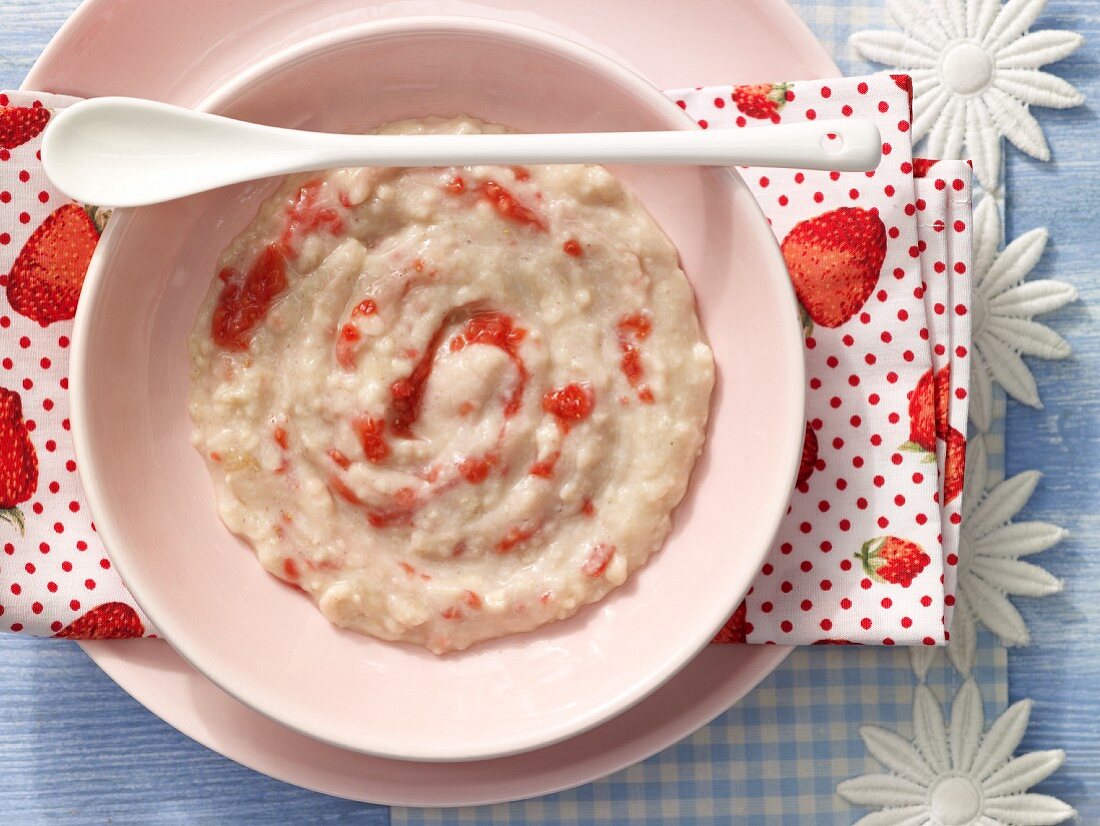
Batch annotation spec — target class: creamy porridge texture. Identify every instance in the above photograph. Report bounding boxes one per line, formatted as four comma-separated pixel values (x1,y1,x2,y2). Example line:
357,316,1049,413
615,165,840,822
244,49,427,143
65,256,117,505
188,117,714,653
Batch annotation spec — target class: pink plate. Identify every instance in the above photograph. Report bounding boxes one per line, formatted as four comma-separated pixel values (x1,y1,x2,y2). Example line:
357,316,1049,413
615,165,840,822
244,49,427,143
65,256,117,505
82,639,792,807
29,0,836,804
71,15,804,762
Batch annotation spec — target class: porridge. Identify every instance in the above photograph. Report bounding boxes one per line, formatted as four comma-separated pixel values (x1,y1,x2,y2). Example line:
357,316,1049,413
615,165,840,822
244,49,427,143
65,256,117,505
188,117,714,653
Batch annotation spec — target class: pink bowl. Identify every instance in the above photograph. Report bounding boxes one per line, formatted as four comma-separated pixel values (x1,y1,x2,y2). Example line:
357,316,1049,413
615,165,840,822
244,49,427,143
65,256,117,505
70,17,804,761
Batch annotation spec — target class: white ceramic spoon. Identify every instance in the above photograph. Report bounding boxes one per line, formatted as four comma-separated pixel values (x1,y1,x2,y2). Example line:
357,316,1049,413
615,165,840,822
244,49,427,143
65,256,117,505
42,97,881,208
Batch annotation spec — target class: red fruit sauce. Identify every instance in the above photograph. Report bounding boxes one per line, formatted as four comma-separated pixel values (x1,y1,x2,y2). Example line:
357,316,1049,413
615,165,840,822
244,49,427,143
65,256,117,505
448,311,529,417
478,181,545,230
329,476,361,505
616,312,651,341
352,299,377,318
542,383,594,430
582,543,615,577
366,487,418,528
352,415,389,463
497,525,536,554
620,349,644,385
562,239,583,257
458,454,496,484
615,311,655,403
277,179,343,254
335,323,362,369
390,321,449,438
211,244,288,350
529,451,560,479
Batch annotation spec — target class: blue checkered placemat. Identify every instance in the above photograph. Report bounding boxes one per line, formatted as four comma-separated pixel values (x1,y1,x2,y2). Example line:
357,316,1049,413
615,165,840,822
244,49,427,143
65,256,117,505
394,3,1011,823
395,643,1006,824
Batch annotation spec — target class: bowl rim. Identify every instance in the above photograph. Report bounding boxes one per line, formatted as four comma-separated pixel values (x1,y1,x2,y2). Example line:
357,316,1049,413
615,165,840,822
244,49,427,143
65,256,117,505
70,14,806,762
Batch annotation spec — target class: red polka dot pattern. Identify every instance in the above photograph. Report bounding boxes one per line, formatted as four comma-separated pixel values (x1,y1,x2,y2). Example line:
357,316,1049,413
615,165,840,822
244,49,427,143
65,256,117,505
668,75,972,645
0,92,151,637
911,162,973,627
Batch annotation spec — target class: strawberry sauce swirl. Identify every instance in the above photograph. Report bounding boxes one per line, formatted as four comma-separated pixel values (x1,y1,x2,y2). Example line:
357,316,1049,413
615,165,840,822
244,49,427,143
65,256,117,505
189,117,713,653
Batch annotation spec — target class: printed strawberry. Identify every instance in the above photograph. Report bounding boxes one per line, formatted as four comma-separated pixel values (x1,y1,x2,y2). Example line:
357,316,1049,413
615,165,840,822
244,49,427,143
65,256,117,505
732,82,792,123
797,422,818,487
902,365,951,454
0,387,38,534
934,365,952,438
0,105,50,150
780,207,886,331
913,158,940,178
890,74,914,117
712,600,748,643
890,74,913,93
54,602,144,639
6,203,106,326
858,536,931,587
944,426,966,504
905,369,937,452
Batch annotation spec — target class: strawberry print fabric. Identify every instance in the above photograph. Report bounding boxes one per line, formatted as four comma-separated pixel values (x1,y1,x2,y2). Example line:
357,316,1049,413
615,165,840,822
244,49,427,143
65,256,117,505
913,159,973,632
666,76,972,644
1,77,970,644
0,91,151,638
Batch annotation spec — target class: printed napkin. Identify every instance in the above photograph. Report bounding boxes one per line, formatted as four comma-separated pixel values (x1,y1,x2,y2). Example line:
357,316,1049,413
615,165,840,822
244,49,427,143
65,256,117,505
0,75,970,645
666,75,972,645
0,92,151,638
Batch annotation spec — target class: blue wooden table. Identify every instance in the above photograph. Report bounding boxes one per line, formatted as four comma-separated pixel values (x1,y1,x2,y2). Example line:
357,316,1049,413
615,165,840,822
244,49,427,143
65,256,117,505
973,1,1100,812
1,2,1097,823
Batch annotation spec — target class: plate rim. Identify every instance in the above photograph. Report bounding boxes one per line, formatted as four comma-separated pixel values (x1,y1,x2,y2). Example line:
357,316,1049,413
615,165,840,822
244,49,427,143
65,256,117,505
82,640,794,807
70,13,805,762
27,0,837,804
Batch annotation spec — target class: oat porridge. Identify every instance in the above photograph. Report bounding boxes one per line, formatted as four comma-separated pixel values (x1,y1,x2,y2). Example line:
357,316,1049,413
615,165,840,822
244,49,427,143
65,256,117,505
188,117,714,653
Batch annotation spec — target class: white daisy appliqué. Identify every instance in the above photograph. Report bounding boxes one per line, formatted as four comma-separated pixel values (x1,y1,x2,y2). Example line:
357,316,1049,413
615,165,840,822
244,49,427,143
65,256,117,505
850,0,1084,192
967,195,1076,431
840,678,1073,825
921,436,1064,677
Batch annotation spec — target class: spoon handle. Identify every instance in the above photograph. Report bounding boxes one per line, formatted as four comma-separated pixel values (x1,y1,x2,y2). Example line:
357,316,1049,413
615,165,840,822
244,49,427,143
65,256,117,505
43,97,881,207
306,120,880,172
